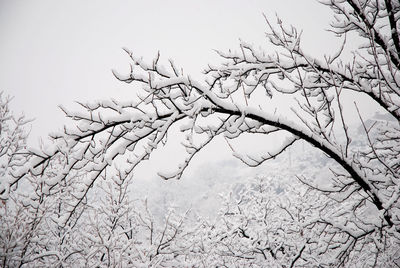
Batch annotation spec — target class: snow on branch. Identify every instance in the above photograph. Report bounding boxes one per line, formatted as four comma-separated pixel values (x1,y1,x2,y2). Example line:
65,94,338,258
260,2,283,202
2,1,400,266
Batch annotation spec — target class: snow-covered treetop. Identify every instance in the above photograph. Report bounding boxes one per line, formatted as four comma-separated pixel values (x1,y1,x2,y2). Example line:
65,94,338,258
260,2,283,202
1,0,399,245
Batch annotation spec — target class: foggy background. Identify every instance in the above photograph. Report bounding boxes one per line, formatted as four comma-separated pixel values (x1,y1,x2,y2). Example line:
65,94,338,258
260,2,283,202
0,0,379,215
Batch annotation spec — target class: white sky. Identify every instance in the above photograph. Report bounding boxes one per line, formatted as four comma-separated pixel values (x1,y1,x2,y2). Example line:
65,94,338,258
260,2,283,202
1,1,375,209
0,0,334,144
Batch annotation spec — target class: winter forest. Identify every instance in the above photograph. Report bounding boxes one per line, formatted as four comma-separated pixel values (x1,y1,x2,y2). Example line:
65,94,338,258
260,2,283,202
1,0,400,267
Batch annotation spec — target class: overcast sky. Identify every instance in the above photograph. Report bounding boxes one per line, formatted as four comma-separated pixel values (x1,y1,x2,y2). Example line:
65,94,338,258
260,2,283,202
0,0,336,144
1,1,367,205
2,0,389,213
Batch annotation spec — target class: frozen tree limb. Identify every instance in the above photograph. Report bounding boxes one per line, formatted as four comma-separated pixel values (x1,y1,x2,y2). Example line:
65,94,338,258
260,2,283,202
2,1,400,266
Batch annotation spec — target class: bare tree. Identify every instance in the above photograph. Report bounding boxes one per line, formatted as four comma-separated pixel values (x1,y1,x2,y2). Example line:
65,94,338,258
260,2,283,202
0,94,89,267
0,92,30,199
1,156,88,267
197,174,400,267
2,0,400,266
0,91,31,267
81,170,198,267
